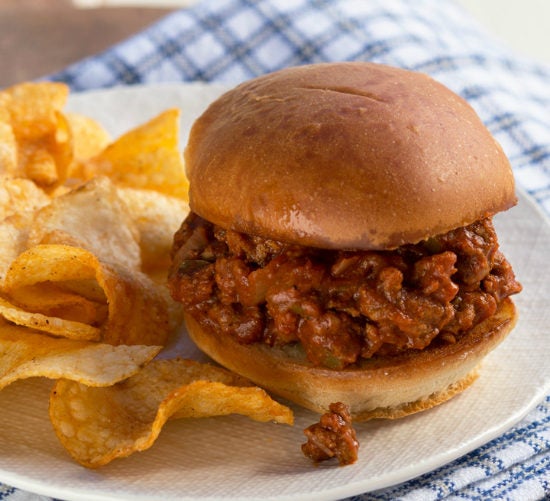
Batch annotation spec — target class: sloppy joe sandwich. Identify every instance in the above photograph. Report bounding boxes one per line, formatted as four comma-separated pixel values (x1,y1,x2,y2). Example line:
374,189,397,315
168,62,522,421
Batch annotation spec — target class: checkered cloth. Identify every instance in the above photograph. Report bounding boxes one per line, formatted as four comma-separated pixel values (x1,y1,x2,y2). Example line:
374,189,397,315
9,0,549,499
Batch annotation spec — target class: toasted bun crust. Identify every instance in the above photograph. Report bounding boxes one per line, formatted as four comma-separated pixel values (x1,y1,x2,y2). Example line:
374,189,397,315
184,297,517,420
185,62,516,250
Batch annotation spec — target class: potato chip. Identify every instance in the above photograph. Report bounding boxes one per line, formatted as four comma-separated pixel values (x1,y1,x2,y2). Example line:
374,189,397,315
65,113,111,162
5,280,107,326
0,175,50,221
50,110,73,186
0,105,17,173
24,145,58,186
80,109,188,199
0,215,29,287
4,244,97,289
0,297,100,341
49,358,293,467
2,83,71,185
2,82,68,141
26,176,141,271
0,176,50,285
117,186,189,272
99,266,175,346
3,244,172,346
0,322,161,390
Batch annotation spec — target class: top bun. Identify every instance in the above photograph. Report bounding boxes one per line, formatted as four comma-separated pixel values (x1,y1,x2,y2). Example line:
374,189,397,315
185,62,516,250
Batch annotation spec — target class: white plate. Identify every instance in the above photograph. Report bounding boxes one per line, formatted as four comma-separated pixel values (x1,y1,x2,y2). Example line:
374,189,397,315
0,84,548,501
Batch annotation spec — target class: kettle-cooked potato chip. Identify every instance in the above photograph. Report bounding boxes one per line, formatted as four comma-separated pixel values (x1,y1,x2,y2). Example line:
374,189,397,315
2,82,68,142
0,297,100,341
27,176,141,271
65,113,111,163
0,175,50,221
2,244,172,346
0,106,17,173
49,358,293,468
0,176,50,285
0,215,29,287
1,82,71,185
0,322,161,390
80,109,188,199
117,186,189,272
23,141,58,186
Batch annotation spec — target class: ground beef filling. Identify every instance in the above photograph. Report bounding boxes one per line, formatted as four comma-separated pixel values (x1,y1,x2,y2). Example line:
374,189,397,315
169,213,522,369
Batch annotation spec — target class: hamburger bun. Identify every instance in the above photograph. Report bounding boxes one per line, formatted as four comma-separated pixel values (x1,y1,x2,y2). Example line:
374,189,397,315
185,61,516,250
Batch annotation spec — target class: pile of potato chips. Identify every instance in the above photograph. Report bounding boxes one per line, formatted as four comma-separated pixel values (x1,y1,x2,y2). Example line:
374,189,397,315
0,82,293,469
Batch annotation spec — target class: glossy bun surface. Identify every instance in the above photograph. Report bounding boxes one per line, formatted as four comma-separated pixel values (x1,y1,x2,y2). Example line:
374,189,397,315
185,62,516,249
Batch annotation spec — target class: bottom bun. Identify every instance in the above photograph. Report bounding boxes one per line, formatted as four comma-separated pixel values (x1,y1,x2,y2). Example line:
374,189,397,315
184,297,517,421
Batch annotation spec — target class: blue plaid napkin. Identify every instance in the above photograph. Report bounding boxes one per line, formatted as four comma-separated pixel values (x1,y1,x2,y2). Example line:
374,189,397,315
8,0,549,499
